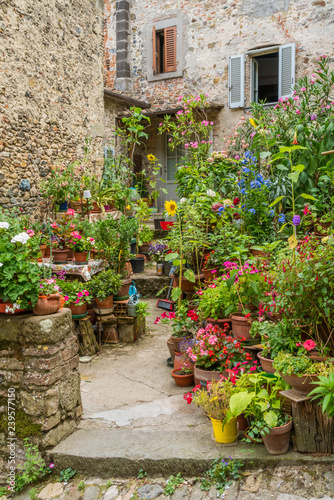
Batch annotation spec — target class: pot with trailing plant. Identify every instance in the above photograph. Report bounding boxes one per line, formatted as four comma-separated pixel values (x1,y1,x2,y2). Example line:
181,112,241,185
185,378,237,443
33,278,62,315
87,270,122,309
226,372,292,454
273,351,332,395
58,279,90,316
155,301,199,361
0,222,42,314
186,322,254,385
171,365,194,387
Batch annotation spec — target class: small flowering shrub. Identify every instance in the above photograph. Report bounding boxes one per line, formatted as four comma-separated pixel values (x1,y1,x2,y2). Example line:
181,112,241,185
57,279,90,306
189,378,235,420
186,323,252,372
148,241,168,263
273,351,332,376
68,231,95,253
155,302,199,337
38,278,61,296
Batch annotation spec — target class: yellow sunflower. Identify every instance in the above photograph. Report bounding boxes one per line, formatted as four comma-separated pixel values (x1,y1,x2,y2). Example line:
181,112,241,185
147,154,156,162
249,118,257,129
165,200,177,216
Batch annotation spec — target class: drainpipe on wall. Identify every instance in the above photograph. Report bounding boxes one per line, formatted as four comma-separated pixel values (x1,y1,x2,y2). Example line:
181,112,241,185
114,0,133,93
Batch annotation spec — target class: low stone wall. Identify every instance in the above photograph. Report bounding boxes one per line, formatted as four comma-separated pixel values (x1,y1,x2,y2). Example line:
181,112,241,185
0,309,81,485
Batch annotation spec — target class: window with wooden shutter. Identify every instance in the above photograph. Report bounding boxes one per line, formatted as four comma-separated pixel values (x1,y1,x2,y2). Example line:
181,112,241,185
279,43,295,99
228,54,245,108
164,26,177,73
152,26,157,75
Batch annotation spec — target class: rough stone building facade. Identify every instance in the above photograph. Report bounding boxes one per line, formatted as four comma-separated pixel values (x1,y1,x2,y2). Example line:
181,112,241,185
104,0,334,204
0,0,105,214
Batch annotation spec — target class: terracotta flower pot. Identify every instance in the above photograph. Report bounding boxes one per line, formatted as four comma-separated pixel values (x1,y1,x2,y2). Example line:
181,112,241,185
44,246,51,258
39,245,47,258
278,372,320,395
68,303,87,315
202,268,219,281
194,365,227,386
52,248,70,263
231,313,254,340
74,251,88,263
95,296,113,309
0,302,29,314
174,274,204,293
257,352,276,374
173,352,194,372
114,277,132,301
262,420,292,455
91,201,102,213
33,294,62,315
237,413,248,431
139,242,151,254
171,368,194,387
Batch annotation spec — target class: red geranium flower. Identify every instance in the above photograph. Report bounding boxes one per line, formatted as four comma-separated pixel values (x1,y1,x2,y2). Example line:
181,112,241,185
233,197,240,206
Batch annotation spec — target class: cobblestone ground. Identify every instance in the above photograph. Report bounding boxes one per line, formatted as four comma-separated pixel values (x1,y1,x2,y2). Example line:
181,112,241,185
9,464,334,500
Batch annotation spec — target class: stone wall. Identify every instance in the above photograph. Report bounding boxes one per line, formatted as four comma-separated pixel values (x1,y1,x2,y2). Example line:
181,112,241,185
0,309,81,487
104,0,334,139
0,0,105,215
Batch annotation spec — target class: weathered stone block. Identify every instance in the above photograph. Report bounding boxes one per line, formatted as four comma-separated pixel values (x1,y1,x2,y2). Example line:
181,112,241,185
0,369,23,385
62,340,78,362
59,371,80,411
26,352,63,372
42,411,61,431
42,419,76,448
21,309,72,345
0,358,24,370
24,364,67,387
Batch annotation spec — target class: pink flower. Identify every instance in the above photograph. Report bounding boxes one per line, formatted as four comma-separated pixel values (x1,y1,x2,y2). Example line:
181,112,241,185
64,295,69,301
300,87,306,91
51,222,58,228
211,269,217,274
83,290,89,296
303,339,316,351
154,317,161,324
26,230,35,237
77,292,83,298
66,208,75,216
49,463,55,469
249,366,257,372
75,299,80,304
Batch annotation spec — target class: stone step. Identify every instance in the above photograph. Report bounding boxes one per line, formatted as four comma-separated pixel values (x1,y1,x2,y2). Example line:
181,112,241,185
48,427,334,479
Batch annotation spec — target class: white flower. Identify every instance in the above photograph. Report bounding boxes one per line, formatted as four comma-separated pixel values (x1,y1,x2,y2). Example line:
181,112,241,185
0,263,2,267
180,198,187,204
0,222,9,229
206,189,216,197
11,232,30,245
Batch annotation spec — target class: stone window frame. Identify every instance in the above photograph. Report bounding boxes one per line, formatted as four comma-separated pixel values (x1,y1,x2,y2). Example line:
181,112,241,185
146,16,183,82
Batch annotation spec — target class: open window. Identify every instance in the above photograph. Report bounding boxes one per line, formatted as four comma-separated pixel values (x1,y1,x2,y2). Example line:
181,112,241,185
147,17,183,82
228,43,295,108
153,26,177,75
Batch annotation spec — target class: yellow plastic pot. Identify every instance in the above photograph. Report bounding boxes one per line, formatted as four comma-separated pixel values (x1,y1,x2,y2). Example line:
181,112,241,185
210,417,237,444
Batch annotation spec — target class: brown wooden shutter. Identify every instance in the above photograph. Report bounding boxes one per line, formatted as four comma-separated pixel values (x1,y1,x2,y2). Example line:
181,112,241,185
152,26,157,74
164,26,177,73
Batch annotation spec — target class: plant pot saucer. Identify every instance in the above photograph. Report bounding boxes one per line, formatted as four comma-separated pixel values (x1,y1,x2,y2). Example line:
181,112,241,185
72,312,88,319
241,338,261,346
114,295,129,301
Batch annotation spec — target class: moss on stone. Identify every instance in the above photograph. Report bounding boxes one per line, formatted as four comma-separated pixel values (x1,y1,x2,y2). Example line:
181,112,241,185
0,408,41,438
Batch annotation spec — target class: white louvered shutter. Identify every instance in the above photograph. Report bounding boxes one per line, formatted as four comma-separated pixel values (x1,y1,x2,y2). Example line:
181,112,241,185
228,54,245,108
279,43,295,99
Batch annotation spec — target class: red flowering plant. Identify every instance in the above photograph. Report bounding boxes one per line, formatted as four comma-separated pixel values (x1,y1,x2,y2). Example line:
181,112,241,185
202,250,220,271
56,279,90,306
50,210,76,249
154,301,199,338
68,231,95,253
186,323,253,372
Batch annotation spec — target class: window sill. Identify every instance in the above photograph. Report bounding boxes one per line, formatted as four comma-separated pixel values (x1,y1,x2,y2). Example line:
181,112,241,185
147,70,183,82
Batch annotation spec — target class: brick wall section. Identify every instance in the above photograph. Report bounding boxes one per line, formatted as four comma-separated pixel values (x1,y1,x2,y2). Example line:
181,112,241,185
0,309,82,485
104,0,334,139
0,0,105,214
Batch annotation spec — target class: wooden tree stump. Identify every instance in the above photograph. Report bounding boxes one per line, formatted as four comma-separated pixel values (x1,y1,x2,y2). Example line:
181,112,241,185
292,398,334,453
73,317,99,356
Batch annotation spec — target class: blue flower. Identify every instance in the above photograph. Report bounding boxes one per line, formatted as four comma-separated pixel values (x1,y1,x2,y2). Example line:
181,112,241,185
242,167,250,174
240,188,246,195
218,206,225,214
248,208,256,214
238,179,245,187
256,174,264,183
241,159,248,165
245,151,251,159
251,156,258,163
278,213,286,224
250,180,261,189
269,209,275,217
264,179,271,187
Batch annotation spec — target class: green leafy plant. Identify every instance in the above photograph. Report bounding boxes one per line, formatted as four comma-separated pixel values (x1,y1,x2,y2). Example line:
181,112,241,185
164,473,184,496
57,279,90,306
59,468,76,483
78,480,86,491
87,270,122,301
308,372,334,418
137,469,147,479
28,487,38,499
13,439,53,492
273,352,332,376
200,457,244,494
197,278,233,320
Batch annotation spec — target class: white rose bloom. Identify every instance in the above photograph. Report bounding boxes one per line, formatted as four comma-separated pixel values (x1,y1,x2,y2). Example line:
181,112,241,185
0,263,3,267
11,232,30,245
206,189,216,197
0,222,9,229
180,198,187,204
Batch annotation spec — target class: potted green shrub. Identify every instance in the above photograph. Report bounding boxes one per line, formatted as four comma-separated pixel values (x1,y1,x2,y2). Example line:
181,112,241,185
226,372,292,454
197,277,233,328
88,270,122,309
171,365,194,387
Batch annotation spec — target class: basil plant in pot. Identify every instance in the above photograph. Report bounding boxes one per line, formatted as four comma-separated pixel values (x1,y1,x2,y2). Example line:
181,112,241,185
87,270,122,309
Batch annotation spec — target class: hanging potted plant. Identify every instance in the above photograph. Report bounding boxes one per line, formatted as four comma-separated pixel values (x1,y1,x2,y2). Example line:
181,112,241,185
87,270,122,309
33,279,62,315
185,378,238,444
59,280,90,316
